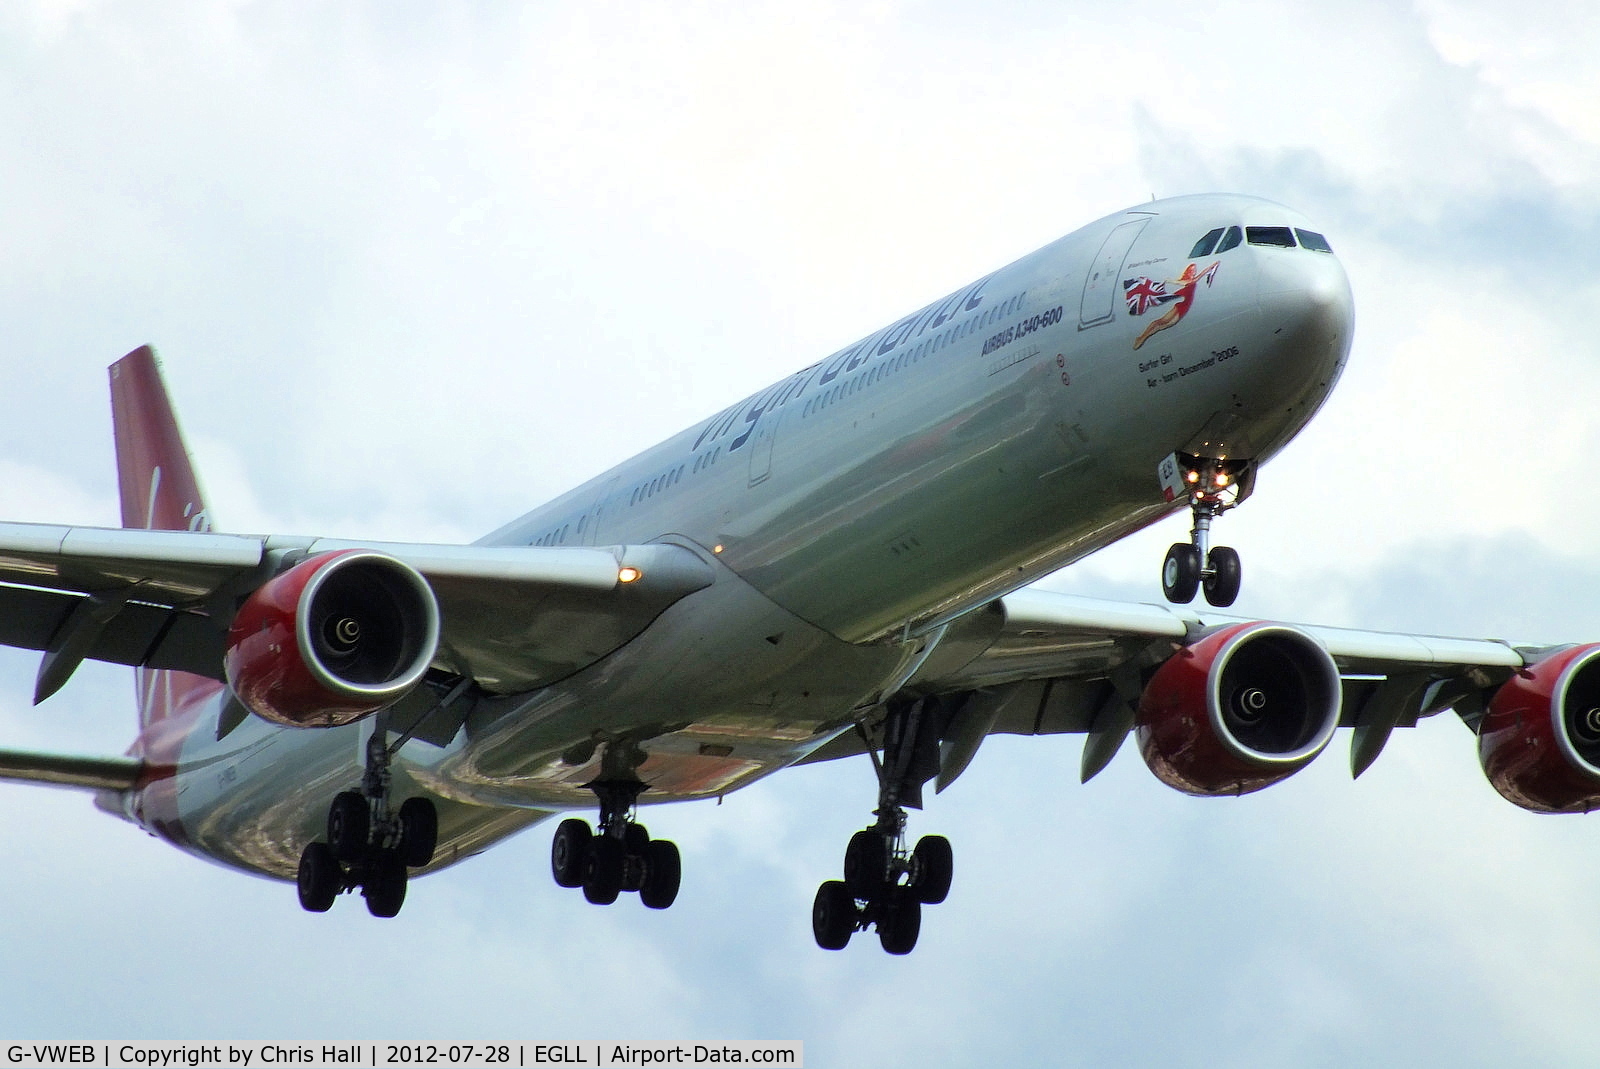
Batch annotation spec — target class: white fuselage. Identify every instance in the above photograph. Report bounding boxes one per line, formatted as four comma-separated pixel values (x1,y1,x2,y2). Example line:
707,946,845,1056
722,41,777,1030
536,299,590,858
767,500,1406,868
137,193,1355,881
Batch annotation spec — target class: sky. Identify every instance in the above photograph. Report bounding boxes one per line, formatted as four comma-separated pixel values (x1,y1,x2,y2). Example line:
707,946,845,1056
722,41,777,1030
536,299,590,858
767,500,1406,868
1,0,1599,1063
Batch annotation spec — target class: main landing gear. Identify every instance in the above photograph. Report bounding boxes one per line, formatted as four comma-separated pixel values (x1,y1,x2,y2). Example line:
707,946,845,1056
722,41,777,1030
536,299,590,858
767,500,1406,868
549,779,682,910
1161,454,1251,608
814,696,955,955
296,725,439,919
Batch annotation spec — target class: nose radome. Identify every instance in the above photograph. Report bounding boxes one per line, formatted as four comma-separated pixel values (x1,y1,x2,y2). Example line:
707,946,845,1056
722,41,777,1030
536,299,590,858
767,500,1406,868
1256,251,1354,354
1258,248,1353,320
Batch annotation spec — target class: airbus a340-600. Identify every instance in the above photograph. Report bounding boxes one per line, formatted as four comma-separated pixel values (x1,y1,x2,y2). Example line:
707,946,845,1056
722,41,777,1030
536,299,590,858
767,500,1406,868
0,193,1581,954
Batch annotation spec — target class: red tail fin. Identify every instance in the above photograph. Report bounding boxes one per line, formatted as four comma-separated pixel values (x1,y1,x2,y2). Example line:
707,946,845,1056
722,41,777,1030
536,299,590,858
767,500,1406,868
109,347,223,725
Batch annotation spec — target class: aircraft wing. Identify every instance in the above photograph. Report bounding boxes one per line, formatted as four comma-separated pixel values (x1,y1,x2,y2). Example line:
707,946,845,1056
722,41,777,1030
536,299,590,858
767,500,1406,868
804,586,1532,787
0,521,714,701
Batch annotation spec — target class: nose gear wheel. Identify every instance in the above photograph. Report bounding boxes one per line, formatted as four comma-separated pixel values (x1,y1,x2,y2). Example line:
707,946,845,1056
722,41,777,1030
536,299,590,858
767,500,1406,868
1160,453,1251,607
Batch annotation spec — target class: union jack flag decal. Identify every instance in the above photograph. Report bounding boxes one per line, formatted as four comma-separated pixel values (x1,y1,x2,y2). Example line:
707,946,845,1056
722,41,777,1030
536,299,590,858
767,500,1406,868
1123,276,1175,316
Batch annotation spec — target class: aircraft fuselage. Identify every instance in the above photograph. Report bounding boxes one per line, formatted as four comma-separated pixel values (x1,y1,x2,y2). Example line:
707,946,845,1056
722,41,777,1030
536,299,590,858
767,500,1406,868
126,192,1356,881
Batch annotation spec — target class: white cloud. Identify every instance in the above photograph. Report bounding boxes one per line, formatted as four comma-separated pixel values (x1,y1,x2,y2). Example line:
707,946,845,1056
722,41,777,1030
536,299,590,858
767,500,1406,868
1,0,1598,1063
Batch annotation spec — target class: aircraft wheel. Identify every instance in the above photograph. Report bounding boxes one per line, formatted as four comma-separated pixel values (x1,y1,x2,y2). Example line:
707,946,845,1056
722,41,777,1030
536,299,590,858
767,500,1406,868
620,823,652,892
551,818,592,889
910,835,953,905
363,849,408,919
878,890,922,955
1162,543,1201,604
583,835,625,905
1203,546,1242,607
297,842,341,913
639,839,681,910
812,880,857,951
398,797,438,868
327,791,370,863
843,830,888,899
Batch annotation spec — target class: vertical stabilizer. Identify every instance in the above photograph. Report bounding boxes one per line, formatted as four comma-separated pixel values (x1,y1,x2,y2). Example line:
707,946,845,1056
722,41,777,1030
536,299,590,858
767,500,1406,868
110,346,212,533
108,346,222,725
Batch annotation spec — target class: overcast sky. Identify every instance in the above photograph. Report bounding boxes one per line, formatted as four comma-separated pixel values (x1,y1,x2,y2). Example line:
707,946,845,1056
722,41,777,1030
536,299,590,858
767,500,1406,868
2,0,1599,1063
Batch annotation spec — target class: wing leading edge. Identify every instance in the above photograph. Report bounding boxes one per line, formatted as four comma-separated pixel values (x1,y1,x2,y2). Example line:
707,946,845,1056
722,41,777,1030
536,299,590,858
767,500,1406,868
799,586,1530,786
0,521,713,700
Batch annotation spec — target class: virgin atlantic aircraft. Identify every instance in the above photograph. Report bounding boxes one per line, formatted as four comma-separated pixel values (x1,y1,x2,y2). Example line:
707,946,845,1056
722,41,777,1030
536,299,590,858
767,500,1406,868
0,193,1577,955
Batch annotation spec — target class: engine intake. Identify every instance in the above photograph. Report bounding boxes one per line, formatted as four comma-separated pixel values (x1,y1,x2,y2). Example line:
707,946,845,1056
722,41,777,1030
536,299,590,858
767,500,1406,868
225,550,440,728
1479,643,1600,813
1136,622,1342,796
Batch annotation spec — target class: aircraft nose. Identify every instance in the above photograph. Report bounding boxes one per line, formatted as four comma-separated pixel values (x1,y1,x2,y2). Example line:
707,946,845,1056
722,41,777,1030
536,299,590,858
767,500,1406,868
1253,247,1355,394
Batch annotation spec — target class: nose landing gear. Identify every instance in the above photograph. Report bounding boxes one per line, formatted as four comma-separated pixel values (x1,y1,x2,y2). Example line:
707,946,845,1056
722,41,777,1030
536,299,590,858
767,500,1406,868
1160,453,1251,608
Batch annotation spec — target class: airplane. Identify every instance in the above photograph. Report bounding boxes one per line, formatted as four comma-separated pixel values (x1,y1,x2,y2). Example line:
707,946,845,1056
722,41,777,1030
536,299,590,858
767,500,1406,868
0,191,1588,956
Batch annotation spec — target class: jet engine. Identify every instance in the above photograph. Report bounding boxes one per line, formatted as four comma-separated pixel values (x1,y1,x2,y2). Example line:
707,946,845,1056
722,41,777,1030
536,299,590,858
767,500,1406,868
1136,622,1342,796
1478,643,1600,814
224,550,440,728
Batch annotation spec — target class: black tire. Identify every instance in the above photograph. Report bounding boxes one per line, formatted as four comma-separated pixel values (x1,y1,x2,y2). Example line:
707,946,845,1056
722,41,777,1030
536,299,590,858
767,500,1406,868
363,849,407,919
551,818,592,889
620,823,651,891
296,842,341,913
398,797,438,868
1204,546,1242,607
911,835,953,905
843,829,887,899
812,880,857,951
327,791,369,863
1162,543,1201,604
583,835,625,905
640,839,681,910
878,891,922,955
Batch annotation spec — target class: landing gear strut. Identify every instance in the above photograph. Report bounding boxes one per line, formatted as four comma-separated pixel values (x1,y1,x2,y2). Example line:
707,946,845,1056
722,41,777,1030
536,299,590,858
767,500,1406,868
296,713,440,918
814,696,955,955
1161,453,1251,608
549,758,682,910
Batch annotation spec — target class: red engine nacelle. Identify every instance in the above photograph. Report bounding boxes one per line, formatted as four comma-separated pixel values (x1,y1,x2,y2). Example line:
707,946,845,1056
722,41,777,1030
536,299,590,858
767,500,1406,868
1136,622,1342,796
224,550,440,728
1479,643,1600,813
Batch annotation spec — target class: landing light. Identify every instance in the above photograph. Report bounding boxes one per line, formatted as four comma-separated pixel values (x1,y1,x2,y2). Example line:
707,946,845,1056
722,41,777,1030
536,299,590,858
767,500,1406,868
1185,471,1200,484
1215,473,1230,487
618,566,643,584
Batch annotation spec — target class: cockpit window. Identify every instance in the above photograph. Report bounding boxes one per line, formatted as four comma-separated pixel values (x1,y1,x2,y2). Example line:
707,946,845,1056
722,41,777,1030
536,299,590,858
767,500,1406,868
1295,228,1333,253
1216,225,1243,253
1189,228,1224,258
1246,226,1296,248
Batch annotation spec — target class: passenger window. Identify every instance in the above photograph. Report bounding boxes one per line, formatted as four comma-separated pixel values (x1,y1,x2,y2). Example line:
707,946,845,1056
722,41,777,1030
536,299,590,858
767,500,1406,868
1246,226,1296,248
1189,228,1224,257
1295,229,1334,253
1216,226,1243,253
